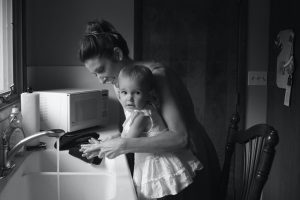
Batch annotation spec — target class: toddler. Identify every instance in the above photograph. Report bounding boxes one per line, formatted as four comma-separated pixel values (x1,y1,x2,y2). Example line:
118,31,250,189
118,65,203,199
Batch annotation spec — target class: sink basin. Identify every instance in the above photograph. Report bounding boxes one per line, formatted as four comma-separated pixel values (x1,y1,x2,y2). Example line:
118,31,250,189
23,150,113,174
2,173,115,200
0,149,137,200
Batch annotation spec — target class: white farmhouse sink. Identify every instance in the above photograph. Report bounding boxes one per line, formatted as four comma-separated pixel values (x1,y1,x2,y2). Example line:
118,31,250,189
0,150,137,200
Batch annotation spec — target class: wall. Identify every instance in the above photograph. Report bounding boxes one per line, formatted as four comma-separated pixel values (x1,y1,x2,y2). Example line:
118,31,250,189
245,0,269,128
26,0,134,66
264,0,300,199
25,0,134,126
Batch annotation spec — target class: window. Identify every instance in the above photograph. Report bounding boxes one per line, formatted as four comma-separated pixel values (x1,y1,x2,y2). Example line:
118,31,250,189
0,0,25,108
0,0,13,94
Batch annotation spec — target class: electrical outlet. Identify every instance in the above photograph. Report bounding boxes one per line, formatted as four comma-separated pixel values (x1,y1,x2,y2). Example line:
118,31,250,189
248,71,267,86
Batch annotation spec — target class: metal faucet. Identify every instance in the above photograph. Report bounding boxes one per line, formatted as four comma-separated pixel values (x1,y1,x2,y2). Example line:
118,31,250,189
1,128,65,179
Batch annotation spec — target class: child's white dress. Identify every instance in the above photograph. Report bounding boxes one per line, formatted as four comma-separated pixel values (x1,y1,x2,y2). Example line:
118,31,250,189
122,104,203,200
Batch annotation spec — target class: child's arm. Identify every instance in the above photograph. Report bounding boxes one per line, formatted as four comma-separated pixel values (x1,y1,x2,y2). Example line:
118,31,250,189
122,113,150,138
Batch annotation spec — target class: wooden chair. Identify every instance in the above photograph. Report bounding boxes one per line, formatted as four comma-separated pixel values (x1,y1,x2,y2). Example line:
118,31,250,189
220,113,279,200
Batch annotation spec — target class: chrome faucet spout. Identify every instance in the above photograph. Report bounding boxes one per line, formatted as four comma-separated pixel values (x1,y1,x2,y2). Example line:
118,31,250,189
45,129,66,138
1,129,65,179
7,129,65,161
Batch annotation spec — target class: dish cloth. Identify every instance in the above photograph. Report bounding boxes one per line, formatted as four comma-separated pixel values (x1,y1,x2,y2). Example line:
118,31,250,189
54,131,102,165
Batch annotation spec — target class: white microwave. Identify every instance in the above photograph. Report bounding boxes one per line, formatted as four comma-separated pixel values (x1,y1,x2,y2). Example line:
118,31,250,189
37,89,108,132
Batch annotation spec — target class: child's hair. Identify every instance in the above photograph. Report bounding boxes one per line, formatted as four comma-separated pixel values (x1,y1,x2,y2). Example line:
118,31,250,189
79,19,129,62
118,65,154,91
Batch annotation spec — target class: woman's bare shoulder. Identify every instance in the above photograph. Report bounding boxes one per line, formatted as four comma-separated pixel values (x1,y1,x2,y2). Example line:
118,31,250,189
134,61,166,73
135,61,180,89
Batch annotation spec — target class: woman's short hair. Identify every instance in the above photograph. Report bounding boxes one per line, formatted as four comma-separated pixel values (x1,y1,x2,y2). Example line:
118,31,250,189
79,19,129,62
118,65,154,91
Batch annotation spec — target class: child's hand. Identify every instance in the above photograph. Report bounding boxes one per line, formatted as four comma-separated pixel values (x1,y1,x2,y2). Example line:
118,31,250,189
81,149,99,159
80,138,101,159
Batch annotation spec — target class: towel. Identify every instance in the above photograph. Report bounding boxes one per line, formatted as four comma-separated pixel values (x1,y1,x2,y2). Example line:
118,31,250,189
54,131,102,165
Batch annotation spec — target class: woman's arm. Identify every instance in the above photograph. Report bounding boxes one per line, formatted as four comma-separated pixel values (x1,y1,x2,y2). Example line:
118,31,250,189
81,113,150,158
83,67,189,158
98,131,121,141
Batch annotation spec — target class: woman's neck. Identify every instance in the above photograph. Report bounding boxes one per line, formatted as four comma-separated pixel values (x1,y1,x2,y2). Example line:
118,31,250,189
112,57,134,88
120,57,134,67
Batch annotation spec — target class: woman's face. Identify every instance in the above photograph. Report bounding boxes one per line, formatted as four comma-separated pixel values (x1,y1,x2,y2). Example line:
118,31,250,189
84,56,120,85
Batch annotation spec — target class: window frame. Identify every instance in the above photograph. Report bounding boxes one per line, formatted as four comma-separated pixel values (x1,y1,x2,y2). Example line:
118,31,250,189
0,0,26,110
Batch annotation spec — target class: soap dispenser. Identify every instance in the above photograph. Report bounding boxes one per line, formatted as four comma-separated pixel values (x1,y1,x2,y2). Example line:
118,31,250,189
7,105,25,151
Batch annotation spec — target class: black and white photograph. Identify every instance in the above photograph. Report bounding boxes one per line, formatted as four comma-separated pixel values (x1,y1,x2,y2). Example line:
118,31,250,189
0,0,299,200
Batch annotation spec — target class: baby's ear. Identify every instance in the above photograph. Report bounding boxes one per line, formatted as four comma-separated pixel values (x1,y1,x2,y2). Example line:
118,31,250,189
115,79,119,88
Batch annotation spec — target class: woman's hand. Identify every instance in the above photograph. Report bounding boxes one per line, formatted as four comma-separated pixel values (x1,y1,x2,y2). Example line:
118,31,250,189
81,137,126,159
98,131,121,141
79,138,99,159
98,137,126,159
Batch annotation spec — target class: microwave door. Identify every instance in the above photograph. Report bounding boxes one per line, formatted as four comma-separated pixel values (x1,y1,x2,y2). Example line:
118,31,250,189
69,92,103,132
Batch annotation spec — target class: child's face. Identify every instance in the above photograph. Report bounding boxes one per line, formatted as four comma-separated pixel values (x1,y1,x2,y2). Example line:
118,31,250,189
119,77,149,111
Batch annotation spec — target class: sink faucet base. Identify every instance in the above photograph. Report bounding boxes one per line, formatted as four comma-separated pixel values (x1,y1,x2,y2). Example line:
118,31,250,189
0,163,15,180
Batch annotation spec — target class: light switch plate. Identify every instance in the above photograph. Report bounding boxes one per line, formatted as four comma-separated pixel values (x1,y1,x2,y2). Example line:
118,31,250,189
248,71,267,86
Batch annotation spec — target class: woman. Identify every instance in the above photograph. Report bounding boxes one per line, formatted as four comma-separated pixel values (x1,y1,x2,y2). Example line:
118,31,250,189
79,19,220,200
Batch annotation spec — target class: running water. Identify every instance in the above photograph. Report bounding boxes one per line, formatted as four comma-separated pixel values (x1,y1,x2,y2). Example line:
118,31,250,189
56,138,60,200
